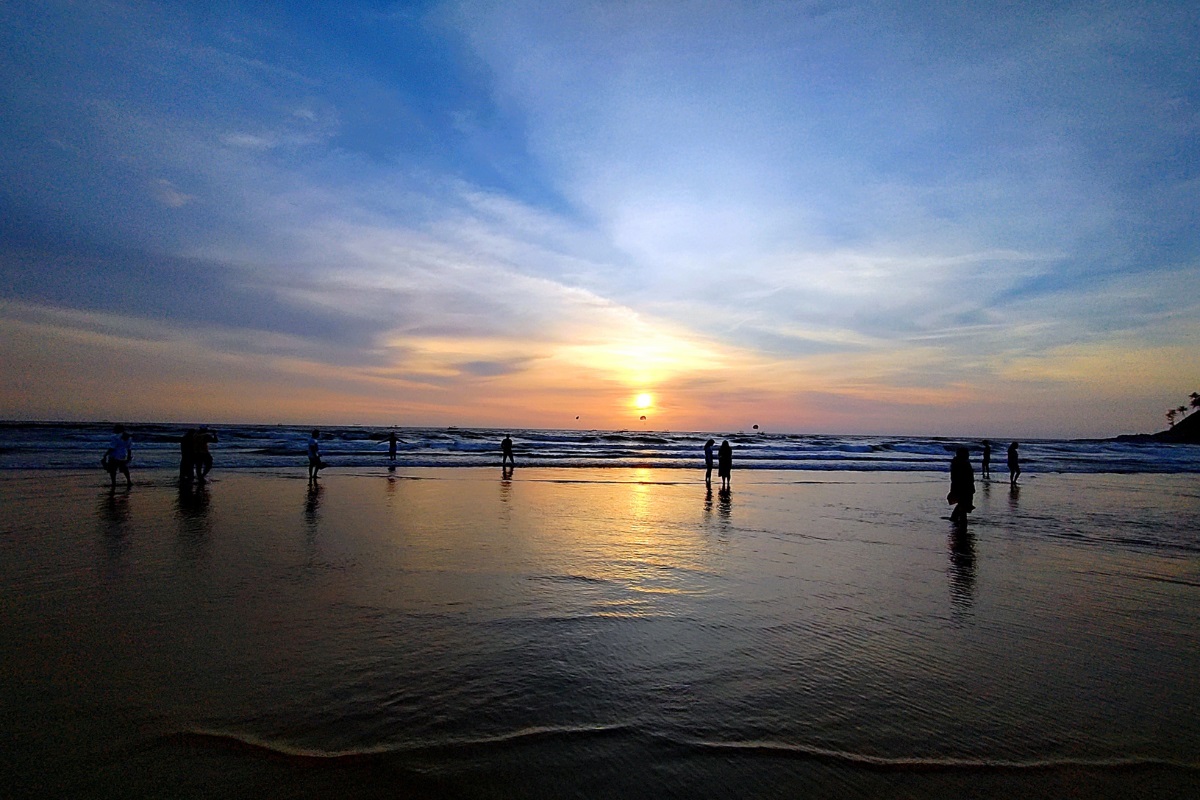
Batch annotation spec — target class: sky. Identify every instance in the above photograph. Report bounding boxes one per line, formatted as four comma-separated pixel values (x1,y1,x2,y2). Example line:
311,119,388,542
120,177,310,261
1,0,1198,437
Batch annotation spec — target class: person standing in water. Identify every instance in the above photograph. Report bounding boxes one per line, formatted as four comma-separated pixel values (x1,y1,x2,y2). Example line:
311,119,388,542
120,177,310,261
501,434,515,469
103,424,133,488
195,426,218,481
179,428,197,482
388,431,398,462
1007,442,1021,485
703,438,715,486
948,447,975,523
981,440,992,479
307,429,325,483
717,439,733,490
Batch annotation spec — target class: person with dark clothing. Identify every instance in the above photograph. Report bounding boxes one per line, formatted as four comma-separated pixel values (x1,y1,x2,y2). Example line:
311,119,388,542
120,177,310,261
195,426,217,481
981,440,992,479
703,438,715,486
501,435,515,468
1007,441,1021,485
179,428,197,482
717,440,733,490
948,447,975,523
388,431,398,462
308,430,325,483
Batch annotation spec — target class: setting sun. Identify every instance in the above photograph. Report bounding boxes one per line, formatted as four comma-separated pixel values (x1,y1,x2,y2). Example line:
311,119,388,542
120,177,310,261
635,393,654,409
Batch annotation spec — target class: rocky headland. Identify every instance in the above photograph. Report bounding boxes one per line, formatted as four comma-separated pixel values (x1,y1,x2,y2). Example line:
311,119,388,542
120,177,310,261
1116,407,1200,444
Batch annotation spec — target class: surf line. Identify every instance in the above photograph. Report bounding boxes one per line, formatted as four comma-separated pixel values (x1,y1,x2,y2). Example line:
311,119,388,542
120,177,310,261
173,724,633,761
681,739,1200,774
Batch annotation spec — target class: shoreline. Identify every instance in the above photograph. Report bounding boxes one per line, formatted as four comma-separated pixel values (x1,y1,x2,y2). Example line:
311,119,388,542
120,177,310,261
6,462,1198,486
4,465,951,480
5,423,1200,476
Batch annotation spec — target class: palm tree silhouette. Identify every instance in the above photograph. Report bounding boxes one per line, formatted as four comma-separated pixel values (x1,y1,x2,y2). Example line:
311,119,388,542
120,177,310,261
1167,409,1177,427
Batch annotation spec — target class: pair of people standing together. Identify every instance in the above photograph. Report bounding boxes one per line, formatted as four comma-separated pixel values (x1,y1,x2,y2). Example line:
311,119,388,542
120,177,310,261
179,427,217,482
704,438,733,489
980,440,1021,485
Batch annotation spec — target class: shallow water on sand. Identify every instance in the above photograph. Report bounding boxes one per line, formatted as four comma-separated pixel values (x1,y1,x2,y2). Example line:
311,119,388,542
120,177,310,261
2,469,1199,798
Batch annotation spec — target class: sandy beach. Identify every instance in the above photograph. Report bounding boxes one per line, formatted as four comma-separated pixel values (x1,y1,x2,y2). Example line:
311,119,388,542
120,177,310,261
3,467,1199,798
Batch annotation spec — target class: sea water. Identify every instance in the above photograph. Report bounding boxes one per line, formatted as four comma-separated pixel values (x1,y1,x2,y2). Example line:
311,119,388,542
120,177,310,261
2,437,1199,797
1,421,1198,473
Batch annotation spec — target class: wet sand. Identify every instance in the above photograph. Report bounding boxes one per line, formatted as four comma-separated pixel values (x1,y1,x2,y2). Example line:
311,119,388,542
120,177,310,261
2,468,1199,798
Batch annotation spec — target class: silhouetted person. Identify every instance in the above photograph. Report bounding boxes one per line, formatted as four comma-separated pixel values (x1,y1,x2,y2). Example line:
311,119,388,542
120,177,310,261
195,426,217,481
501,434,514,468
388,431,398,462
718,439,732,490
948,447,975,523
103,425,132,489
307,429,325,482
703,438,715,485
1007,441,1021,485
981,440,991,479
179,428,197,482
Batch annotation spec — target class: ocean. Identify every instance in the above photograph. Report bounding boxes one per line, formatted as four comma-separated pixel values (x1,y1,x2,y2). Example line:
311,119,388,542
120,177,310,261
2,421,1198,473
3,423,1199,798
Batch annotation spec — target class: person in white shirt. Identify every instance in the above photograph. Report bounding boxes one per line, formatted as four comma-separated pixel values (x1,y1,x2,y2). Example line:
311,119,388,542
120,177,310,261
103,424,133,488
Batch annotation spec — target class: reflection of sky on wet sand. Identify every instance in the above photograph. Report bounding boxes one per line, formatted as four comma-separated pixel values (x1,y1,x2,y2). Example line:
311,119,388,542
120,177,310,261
2,469,1199,796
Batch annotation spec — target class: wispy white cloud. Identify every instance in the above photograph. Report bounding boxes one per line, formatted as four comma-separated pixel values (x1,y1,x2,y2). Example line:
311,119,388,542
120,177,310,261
152,178,195,208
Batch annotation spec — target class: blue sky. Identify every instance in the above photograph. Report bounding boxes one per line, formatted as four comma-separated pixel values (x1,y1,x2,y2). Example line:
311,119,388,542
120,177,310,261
1,0,1197,436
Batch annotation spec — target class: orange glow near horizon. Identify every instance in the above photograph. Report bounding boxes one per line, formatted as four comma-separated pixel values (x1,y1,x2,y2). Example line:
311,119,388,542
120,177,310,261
6,296,1192,438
